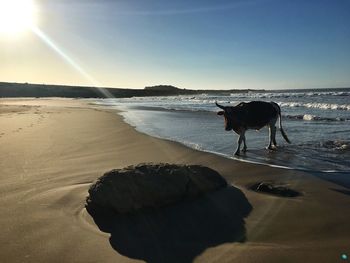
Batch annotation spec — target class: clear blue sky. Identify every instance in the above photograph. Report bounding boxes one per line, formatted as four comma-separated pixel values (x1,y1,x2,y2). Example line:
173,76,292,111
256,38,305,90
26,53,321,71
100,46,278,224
1,0,349,89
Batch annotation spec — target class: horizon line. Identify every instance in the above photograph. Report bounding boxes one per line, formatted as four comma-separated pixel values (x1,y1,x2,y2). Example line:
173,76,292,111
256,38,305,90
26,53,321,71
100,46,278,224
1,80,350,92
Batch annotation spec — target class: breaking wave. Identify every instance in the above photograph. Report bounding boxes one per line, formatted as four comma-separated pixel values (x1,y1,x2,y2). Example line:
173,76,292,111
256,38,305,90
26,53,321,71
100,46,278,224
278,102,350,111
230,91,350,99
285,114,350,122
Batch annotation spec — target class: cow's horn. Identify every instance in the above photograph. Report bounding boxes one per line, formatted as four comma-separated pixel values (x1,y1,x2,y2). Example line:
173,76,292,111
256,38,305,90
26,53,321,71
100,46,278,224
215,101,225,110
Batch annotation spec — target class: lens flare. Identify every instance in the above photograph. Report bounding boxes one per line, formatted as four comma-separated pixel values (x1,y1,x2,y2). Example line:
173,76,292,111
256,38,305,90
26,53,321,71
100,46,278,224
31,26,114,98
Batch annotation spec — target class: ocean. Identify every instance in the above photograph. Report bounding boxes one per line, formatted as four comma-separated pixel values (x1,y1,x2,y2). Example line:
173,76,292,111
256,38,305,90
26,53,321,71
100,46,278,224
94,88,350,173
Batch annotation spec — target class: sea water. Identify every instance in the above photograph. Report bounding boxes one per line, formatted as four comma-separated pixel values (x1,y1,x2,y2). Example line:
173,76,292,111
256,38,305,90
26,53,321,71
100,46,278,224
94,89,350,173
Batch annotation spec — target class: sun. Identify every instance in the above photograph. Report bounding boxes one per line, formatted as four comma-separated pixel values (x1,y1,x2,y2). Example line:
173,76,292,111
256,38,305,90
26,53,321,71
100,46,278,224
0,0,37,35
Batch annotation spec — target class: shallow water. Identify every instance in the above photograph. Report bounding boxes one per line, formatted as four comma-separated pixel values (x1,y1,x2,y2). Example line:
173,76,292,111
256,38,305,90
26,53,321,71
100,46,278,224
94,89,350,172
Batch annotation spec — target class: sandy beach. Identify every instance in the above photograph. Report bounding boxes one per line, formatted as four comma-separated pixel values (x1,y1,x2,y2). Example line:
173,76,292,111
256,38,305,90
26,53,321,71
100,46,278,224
1,98,349,263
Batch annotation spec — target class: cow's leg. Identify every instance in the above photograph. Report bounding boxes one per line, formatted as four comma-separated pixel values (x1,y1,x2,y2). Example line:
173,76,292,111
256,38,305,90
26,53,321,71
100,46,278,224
235,133,243,156
272,126,277,146
268,124,277,150
242,131,247,152
235,129,247,155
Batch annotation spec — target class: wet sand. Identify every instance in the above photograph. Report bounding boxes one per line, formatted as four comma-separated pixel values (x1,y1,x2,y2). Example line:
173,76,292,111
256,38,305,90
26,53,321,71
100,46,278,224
1,98,349,263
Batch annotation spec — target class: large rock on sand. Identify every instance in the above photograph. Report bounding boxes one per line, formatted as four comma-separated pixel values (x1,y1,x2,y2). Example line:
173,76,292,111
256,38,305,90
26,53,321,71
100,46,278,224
86,163,227,213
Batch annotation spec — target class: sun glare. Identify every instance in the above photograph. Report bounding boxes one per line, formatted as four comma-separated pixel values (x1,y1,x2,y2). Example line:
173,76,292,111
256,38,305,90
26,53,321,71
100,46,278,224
0,0,37,35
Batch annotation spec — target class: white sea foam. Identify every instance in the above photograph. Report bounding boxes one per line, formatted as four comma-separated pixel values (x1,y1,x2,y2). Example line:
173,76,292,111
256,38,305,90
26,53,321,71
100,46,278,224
303,114,315,121
230,91,350,99
278,101,350,111
286,114,350,122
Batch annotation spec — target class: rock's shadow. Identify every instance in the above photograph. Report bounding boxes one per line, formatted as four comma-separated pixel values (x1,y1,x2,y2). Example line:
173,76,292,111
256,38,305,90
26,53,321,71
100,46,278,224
87,186,252,263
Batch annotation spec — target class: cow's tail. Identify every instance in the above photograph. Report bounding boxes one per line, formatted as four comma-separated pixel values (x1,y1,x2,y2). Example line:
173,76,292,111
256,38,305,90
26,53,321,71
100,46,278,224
272,102,291,144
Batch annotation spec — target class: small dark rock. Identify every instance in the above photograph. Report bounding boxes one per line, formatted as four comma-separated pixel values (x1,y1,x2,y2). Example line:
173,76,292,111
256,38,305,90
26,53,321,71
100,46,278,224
249,181,301,197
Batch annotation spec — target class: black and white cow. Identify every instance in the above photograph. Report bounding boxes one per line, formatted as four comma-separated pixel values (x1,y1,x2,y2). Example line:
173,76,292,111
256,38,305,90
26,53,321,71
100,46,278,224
216,101,290,155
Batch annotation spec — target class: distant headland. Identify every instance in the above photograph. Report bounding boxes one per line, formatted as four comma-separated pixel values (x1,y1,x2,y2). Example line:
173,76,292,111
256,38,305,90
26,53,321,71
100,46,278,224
0,82,261,98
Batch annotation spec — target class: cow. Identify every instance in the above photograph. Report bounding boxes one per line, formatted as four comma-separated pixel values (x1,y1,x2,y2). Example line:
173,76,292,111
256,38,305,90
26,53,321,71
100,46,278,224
216,101,291,156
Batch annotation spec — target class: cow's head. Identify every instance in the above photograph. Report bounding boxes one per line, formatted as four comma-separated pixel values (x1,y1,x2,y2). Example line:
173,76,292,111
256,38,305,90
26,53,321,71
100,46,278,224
216,102,233,131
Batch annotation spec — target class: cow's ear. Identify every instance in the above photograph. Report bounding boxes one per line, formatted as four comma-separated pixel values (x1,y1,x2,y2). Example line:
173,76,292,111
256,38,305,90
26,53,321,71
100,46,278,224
217,111,224,116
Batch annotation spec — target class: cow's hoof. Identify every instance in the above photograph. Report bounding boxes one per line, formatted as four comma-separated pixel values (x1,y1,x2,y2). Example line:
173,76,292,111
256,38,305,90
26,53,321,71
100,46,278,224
234,151,240,156
267,146,277,151
242,148,247,153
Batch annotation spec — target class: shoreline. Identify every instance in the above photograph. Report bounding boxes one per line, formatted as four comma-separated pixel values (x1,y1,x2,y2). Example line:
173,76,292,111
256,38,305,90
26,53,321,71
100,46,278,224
1,98,350,262
97,100,350,174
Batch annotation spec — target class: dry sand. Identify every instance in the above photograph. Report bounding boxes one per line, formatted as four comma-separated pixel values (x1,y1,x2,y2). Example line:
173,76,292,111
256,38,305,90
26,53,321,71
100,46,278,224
0,98,349,263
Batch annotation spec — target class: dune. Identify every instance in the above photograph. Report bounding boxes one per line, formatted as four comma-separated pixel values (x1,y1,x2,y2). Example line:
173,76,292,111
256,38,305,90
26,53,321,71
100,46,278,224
1,98,350,263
